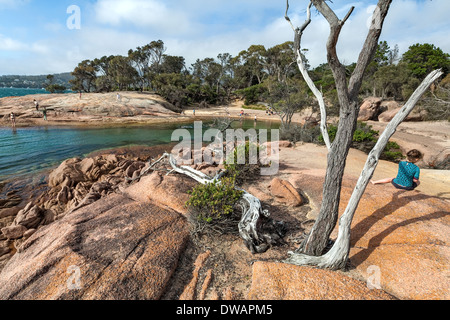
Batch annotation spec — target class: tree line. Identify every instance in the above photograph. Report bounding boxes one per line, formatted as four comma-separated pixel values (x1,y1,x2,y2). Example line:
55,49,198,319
69,39,449,116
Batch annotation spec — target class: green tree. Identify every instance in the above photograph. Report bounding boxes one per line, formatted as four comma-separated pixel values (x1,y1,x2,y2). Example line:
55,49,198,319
128,45,151,91
108,56,138,91
70,60,97,92
402,43,450,79
159,55,186,74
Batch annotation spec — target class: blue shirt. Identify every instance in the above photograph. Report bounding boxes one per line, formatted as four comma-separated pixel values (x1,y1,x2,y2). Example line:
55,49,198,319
393,161,420,188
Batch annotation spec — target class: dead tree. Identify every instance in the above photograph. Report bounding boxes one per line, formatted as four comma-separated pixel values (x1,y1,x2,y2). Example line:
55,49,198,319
284,0,394,258
284,69,443,270
284,0,443,269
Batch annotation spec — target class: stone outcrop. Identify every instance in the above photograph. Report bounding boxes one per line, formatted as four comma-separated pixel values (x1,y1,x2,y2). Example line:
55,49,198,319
340,183,450,300
125,171,197,215
248,262,395,300
0,92,182,127
0,193,189,300
378,106,427,122
358,97,382,121
282,144,450,300
270,178,303,207
0,141,448,300
357,98,426,122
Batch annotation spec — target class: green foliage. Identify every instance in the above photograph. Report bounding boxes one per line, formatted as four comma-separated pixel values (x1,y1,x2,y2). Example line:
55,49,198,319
224,142,262,186
186,174,243,223
238,84,267,105
45,84,67,93
0,73,72,89
317,122,378,153
242,104,267,111
381,141,404,162
402,43,450,79
352,122,378,142
280,124,322,145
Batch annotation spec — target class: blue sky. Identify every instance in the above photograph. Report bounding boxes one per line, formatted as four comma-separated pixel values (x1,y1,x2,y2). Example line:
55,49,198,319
1,0,449,75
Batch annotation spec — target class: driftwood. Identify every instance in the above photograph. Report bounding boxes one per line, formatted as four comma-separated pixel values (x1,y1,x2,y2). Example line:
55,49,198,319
135,152,283,254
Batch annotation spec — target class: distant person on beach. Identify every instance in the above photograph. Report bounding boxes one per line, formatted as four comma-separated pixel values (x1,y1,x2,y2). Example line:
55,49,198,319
10,112,16,128
34,99,39,111
371,149,423,190
43,107,48,121
193,109,195,116
117,93,121,102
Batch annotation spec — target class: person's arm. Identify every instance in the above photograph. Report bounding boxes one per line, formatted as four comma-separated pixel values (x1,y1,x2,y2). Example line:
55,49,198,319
413,166,420,182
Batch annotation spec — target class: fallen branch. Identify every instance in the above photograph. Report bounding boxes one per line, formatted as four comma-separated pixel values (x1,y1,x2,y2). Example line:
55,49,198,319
139,152,282,253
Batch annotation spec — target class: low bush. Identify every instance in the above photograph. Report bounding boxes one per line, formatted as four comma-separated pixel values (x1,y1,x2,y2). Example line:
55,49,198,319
186,174,244,224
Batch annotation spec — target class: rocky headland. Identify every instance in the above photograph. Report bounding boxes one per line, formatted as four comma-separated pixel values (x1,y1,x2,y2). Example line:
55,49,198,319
0,91,186,127
0,92,448,300
0,141,448,300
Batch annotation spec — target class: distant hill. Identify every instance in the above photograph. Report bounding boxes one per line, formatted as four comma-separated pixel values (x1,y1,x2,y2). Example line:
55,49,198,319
0,73,73,89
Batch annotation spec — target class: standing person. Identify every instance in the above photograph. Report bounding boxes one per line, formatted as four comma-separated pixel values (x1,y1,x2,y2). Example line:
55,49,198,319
10,112,16,128
43,107,48,121
34,99,39,111
371,149,423,190
193,109,195,116
117,92,121,102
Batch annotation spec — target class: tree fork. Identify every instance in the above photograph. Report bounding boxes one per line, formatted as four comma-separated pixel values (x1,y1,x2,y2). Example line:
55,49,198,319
286,0,393,256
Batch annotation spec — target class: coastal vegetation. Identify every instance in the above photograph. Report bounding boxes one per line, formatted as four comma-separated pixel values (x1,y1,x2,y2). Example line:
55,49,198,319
67,39,449,121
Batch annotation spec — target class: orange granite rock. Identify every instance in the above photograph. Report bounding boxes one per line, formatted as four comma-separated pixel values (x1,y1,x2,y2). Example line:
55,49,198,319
248,262,395,300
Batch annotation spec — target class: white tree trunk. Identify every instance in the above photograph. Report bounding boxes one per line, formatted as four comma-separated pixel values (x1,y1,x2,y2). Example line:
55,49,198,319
284,69,443,270
285,0,331,150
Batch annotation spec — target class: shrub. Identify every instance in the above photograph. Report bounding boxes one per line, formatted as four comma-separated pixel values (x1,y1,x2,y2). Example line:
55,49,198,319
280,124,323,144
224,142,263,185
186,174,244,224
381,141,404,162
318,122,378,145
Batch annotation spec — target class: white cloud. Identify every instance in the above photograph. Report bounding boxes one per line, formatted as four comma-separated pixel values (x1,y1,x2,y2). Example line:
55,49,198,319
94,0,192,35
0,0,29,10
1,0,449,76
0,34,27,51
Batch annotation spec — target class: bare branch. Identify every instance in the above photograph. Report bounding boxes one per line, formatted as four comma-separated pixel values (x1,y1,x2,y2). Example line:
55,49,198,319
341,6,355,24
349,0,393,97
286,0,331,150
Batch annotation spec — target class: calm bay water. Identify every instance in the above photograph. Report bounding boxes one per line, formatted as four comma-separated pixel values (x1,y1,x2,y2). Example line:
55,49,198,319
0,88,50,98
0,120,279,182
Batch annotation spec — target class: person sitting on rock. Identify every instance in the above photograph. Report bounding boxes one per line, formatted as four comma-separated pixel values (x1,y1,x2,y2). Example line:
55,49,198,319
371,149,422,191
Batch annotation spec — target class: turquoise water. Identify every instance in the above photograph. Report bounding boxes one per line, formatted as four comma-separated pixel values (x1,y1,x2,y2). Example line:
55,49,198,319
0,88,50,98
0,120,279,182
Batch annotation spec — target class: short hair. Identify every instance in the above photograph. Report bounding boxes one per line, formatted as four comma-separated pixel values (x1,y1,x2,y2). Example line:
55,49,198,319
407,149,422,161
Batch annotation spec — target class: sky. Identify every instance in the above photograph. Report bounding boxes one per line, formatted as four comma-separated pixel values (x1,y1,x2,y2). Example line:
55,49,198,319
0,0,449,76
